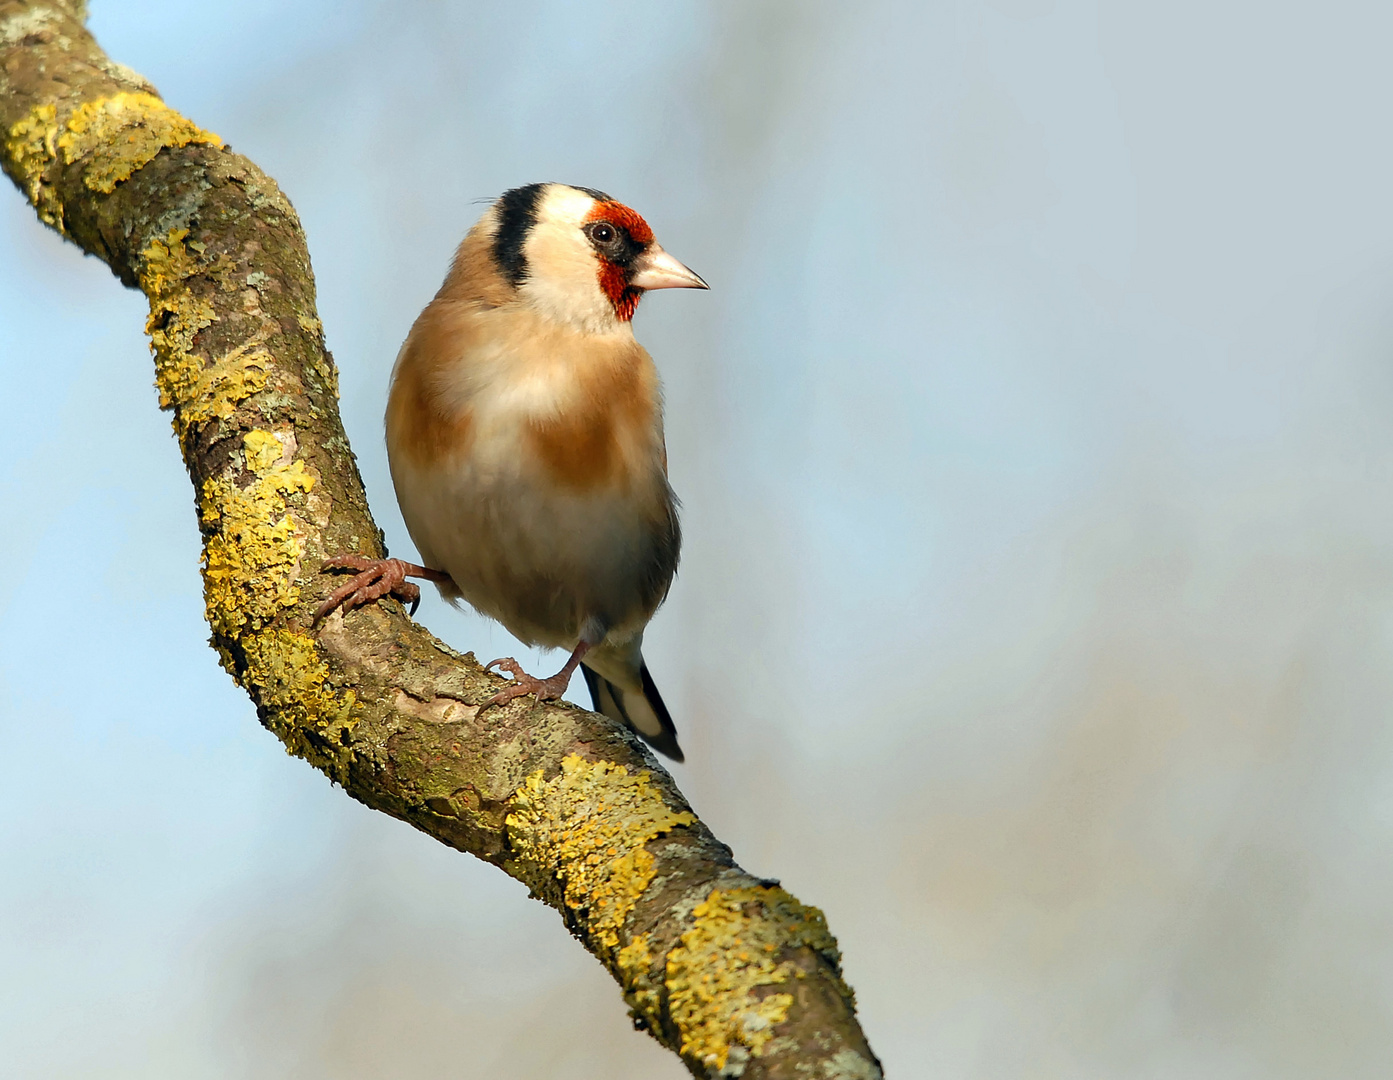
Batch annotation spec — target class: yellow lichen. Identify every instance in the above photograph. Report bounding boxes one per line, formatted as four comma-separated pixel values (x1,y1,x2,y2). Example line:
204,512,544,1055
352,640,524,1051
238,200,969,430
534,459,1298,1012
200,430,316,639
56,92,221,193
138,236,313,636
141,228,218,416
505,755,696,960
176,340,271,439
616,932,662,1021
5,103,62,225
242,428,285,472
131,232,345,773
3,93,219,227
666,886,848,1073
140,226,202,301
138,229,273,447
238,628,358,779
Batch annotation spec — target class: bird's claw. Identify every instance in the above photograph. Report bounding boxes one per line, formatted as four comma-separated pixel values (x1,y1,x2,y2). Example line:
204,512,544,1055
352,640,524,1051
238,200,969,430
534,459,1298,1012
315,555,422,623
482,656,570,709
484,657,527,679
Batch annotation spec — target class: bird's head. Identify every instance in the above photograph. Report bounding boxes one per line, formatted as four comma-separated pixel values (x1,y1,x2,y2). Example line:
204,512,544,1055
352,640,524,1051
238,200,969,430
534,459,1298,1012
481,182,707,332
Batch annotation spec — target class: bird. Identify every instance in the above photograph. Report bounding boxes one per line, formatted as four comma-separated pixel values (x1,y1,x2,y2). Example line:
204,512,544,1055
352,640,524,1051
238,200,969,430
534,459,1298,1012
315,182,707,761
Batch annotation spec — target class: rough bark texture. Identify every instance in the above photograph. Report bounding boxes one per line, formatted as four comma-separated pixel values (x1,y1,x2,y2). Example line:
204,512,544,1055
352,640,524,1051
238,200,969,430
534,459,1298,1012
0,4,882,1078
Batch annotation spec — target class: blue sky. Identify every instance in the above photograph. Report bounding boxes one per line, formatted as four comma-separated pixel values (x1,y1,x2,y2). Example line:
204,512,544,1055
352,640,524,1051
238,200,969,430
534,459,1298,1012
5,2,1393,1076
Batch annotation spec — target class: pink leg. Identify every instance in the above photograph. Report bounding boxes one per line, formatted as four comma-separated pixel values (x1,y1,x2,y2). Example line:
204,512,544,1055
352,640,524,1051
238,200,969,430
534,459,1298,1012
483,640,592,710
315,555,452,622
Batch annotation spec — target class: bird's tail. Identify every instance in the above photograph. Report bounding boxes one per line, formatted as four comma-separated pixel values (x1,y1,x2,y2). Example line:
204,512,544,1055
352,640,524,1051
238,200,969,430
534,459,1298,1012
581,645,683,762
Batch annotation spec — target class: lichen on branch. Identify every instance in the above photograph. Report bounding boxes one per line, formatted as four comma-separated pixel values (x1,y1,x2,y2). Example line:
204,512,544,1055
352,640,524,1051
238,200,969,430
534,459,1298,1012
5,89,218,227
506,754,699,957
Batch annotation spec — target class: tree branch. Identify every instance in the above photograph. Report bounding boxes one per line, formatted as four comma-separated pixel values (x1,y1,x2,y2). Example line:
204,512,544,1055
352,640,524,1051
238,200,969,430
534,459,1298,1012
0,4,881,1076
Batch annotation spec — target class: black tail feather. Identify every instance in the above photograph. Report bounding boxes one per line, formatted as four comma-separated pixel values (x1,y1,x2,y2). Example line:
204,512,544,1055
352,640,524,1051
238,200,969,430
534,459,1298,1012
638,663,682,761
582,664,684,762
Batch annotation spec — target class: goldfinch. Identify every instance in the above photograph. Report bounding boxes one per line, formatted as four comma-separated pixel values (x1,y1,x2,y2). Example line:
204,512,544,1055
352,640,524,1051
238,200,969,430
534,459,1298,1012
317,183,707,761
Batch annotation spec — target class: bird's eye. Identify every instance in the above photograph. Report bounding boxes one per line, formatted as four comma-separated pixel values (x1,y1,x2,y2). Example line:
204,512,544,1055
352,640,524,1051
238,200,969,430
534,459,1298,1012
591,223,616,244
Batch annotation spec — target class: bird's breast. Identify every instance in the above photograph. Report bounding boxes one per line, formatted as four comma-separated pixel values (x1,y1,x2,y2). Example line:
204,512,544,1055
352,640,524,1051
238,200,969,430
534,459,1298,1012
519,359,658,492
385,301,678,645
388,301,663,495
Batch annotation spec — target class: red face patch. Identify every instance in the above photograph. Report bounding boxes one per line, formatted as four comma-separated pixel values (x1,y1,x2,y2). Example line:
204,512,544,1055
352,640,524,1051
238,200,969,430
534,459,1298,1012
599,269,641,321
585,200,654,321
585,200,654,245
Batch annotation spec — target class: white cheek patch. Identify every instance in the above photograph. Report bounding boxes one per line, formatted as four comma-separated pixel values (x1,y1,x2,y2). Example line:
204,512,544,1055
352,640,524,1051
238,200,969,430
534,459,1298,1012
520,270,613,332
519,187,622,333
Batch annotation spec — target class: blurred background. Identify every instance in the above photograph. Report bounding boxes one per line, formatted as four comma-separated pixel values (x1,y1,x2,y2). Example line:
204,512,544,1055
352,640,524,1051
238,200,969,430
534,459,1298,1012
4,0,1393,1076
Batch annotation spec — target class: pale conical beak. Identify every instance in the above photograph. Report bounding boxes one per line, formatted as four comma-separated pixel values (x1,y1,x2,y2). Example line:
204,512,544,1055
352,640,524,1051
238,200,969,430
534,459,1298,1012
630,244,709,290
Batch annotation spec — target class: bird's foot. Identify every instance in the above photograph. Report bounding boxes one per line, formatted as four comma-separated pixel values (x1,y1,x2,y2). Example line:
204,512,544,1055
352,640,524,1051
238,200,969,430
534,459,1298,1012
482,656,577,709
315,555,445,622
